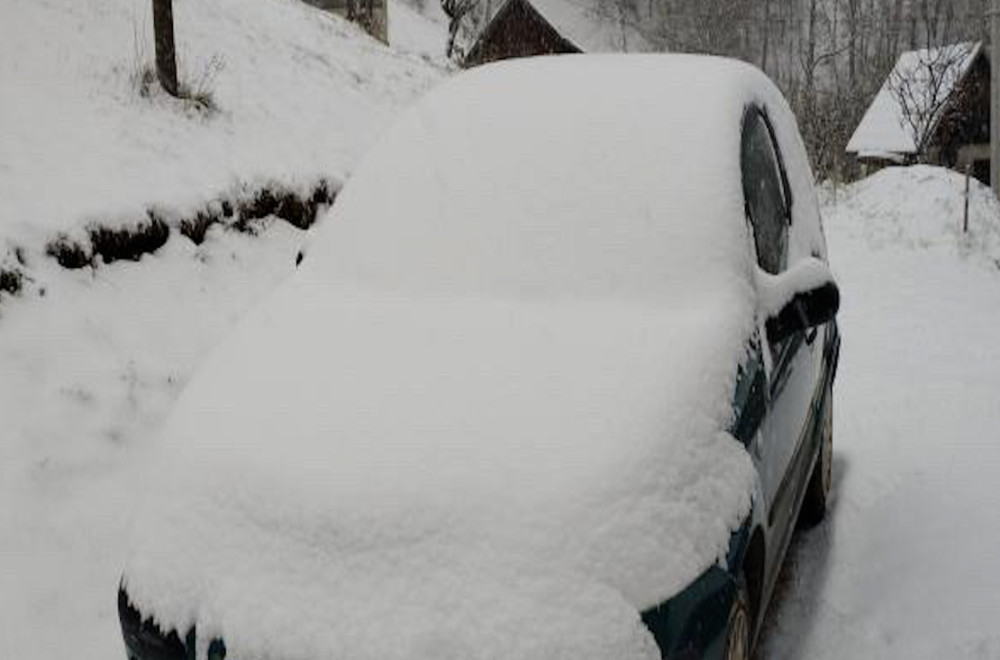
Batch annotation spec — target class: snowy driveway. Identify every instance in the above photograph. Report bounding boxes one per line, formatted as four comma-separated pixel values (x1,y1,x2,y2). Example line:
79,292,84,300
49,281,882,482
760,173,1000,659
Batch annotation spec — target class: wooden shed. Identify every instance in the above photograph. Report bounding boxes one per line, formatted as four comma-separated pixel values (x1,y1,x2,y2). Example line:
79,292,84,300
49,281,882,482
464,0,653,67
847,42,991,184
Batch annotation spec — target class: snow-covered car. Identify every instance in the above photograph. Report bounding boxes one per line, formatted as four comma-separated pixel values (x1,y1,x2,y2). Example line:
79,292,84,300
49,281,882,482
117,55,839,660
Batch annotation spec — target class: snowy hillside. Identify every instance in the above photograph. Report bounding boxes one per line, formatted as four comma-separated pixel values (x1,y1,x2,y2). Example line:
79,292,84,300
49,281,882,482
0,0,446,253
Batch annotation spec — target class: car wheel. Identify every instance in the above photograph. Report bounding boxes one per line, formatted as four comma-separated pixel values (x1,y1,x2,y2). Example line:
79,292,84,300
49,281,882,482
799,389,833,527
724,574,752,660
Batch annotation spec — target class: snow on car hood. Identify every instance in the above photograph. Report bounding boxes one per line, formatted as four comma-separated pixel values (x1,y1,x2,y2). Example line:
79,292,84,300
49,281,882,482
124,283,756,660
123,56,775,660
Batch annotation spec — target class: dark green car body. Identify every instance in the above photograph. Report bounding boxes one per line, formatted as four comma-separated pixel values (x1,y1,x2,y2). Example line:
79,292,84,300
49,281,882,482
641,319,840,659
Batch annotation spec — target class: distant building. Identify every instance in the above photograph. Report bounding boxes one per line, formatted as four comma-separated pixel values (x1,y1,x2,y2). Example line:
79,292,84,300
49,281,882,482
302,0,388,44
463,0,654,67
847,42,990,184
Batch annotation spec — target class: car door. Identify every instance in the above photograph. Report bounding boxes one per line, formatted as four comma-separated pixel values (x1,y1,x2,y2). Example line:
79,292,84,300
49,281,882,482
740,108,825,568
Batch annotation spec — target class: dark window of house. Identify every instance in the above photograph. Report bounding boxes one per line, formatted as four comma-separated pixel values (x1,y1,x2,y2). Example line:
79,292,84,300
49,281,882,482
973,159,990,186
741,110,789,275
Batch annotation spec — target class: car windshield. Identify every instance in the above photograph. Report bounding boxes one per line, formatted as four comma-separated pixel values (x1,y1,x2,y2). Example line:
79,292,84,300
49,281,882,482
307,57,755,305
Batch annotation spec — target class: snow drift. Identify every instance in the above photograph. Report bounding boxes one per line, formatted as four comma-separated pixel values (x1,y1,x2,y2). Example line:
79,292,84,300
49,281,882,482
123,56,825,660
823,165,1000,266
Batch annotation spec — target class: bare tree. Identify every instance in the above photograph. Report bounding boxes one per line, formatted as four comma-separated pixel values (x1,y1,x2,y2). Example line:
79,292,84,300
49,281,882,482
152,0,178,96
612,0,641,50
843,0,860,84
887,42,975,158
442,0,478,60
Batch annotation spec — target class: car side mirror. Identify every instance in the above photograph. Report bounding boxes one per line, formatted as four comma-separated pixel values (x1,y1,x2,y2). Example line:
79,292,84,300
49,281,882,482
757,257,840,344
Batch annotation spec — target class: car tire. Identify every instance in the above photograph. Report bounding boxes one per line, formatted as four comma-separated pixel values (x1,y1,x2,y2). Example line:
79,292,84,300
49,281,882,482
799,389,833,527
724,573,752,660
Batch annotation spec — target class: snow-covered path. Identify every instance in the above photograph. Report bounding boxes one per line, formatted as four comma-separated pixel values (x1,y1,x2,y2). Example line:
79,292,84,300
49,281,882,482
761,171,1000,659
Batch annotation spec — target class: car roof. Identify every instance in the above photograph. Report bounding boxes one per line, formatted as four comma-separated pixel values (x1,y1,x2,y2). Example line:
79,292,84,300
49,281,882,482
308,54,803,305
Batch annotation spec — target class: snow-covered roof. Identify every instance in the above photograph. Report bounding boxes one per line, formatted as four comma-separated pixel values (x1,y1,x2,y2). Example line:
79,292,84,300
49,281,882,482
488,0,655,53
122,56,823,660
847,42,982,157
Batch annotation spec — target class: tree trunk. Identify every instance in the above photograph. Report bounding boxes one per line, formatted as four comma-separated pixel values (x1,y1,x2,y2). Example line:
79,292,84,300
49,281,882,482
760,0,771,73
847,0,858,86
153,0,179,97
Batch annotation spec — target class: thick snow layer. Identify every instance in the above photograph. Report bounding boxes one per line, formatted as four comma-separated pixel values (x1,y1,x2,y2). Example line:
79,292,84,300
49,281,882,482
760,166,1000,658
0,0,444,246
119,56,804,659
123,287,755,656
846,43,981,156
316,55,823,298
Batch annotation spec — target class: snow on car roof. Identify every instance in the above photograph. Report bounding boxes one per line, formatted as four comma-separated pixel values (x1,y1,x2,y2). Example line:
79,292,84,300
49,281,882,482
123,56,800,660
846,42,982,156
312,55,775,302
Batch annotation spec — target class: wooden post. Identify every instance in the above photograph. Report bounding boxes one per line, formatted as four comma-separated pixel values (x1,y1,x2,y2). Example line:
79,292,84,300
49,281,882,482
832,150,840,205
991,0,1000,196
153,0,179,97
964,162,972,234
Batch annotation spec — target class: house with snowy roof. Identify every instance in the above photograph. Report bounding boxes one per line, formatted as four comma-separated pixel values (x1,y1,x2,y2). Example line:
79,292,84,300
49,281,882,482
463,0,655,67
847,42,991,184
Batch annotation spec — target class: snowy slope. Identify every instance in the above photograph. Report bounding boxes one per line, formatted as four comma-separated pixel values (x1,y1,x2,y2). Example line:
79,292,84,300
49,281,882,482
761,166,1000,659
0,0,445,249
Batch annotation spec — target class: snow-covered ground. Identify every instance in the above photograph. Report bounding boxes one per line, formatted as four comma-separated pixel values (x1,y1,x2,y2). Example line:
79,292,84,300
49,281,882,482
0,0,446,252
0,223,311,657
761,166,1000,659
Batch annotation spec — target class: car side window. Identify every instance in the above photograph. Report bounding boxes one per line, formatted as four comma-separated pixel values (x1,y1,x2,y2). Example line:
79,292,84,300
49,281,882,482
741,109,789,276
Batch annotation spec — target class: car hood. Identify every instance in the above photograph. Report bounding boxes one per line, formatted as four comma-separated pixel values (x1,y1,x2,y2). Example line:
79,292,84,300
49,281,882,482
123,280,756,660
